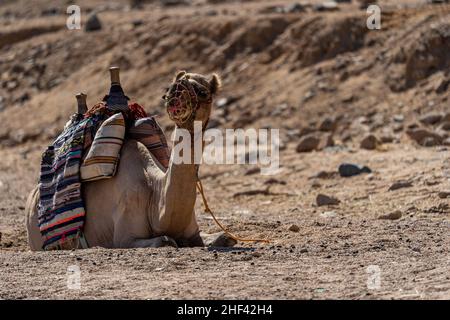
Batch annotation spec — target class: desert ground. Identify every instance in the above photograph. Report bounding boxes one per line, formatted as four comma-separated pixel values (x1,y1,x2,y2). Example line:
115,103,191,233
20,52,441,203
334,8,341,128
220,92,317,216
0,0,449,299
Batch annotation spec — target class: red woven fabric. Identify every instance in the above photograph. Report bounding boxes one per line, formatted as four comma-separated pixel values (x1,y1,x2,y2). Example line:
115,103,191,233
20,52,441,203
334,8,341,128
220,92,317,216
84,102,148,121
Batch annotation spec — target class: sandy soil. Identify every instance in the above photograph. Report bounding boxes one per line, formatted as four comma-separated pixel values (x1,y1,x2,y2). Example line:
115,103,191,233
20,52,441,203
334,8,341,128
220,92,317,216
0,0,449,299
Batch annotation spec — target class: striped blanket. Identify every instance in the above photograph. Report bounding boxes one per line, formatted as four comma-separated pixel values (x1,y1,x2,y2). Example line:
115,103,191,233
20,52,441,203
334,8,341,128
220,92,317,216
128,117,170,170
38,105,170,250
81,113,125,182
38,117,90,250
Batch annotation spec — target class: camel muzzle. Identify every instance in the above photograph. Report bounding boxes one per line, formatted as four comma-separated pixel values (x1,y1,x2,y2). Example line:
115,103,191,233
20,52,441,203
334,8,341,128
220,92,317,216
165,78,199,126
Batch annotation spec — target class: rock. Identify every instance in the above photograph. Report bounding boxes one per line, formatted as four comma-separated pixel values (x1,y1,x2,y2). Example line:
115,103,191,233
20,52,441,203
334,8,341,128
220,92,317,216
435,78,450,93
389,180,413,191
319,117,337,132
314,1,339,11
161,0,191,6
284,3,306,13
338,163,372,177
438,122,450,131
310,170,336,179
288,224,300,232
320,211,337,218
216,97,233,108
422,137,439,147
296,134,320,152
316,194,340,206
85,13,102,32
406,129,443,146
378,210,402,220
208,233,237,247
438,191,450,199
360,134,380,150
393,114,404,123
419,112,443,125
132,19,144,27
244,167,260,176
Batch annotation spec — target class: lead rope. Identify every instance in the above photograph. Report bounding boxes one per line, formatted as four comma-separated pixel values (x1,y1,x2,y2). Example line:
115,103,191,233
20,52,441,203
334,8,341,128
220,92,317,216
196,178,270,243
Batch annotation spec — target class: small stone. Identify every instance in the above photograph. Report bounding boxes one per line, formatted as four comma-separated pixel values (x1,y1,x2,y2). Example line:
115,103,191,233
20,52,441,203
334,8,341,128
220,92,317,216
419,112,443,126
310,171,336,179
378,210,402,220
316,194,340,206
360,134,380,150
389,180,413,191
288,224,300,232
314,1,339,11
338,163,372,177
319,117,337,132
296,135,320,152
85,13,102,32
393,114,404,123
438,191,450,199
283,3,305,13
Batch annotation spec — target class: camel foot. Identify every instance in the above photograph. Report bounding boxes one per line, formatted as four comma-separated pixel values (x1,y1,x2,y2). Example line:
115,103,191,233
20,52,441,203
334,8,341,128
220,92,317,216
201,232,237,248
156,236,178,248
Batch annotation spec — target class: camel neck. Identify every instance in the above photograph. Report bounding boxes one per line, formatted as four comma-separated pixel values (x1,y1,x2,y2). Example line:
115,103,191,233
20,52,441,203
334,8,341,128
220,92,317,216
155,126,202,238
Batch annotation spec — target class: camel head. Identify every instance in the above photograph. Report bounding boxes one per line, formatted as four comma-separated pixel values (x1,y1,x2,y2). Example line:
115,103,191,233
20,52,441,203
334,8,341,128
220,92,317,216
163,71,221,131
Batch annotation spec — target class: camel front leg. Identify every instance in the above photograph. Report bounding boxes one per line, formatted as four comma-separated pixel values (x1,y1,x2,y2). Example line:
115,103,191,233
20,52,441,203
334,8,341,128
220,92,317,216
130,236,178,248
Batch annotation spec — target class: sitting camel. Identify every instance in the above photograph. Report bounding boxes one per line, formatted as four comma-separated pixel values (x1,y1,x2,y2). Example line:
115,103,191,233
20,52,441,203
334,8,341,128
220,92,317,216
25,71,231,250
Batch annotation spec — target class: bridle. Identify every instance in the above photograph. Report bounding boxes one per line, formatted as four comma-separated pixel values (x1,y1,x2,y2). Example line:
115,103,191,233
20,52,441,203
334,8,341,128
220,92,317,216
164,75,211,130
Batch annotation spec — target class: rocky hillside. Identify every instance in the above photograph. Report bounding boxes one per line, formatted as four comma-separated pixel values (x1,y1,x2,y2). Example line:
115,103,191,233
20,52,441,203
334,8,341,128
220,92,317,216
0,0,449,151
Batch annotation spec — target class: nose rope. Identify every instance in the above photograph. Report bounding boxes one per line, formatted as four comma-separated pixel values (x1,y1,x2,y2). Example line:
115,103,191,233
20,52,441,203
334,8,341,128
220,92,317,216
196,177,270,244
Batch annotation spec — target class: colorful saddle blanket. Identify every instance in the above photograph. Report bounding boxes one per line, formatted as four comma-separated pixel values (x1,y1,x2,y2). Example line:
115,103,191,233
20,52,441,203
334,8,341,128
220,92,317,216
38,115,90,250
38,104,170,250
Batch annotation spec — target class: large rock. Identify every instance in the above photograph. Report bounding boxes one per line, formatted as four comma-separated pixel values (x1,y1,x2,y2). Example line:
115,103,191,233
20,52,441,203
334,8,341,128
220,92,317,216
378,210,402,220
406,128,443,146
338,163,372,177
419,112,444,126
296,134,320,152
360,134,380,150
316,194,340,206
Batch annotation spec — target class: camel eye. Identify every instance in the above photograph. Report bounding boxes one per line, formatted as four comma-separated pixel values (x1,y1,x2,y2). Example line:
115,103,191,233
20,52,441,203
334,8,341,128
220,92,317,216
198,90,208,98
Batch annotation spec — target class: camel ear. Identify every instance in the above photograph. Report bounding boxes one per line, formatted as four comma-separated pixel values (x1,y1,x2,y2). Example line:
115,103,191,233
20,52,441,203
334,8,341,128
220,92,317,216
174,70,187,81
209,73,221,95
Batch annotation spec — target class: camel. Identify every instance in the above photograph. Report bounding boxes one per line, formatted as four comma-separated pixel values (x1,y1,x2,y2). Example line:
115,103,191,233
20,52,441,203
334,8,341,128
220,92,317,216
25,70,233,250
